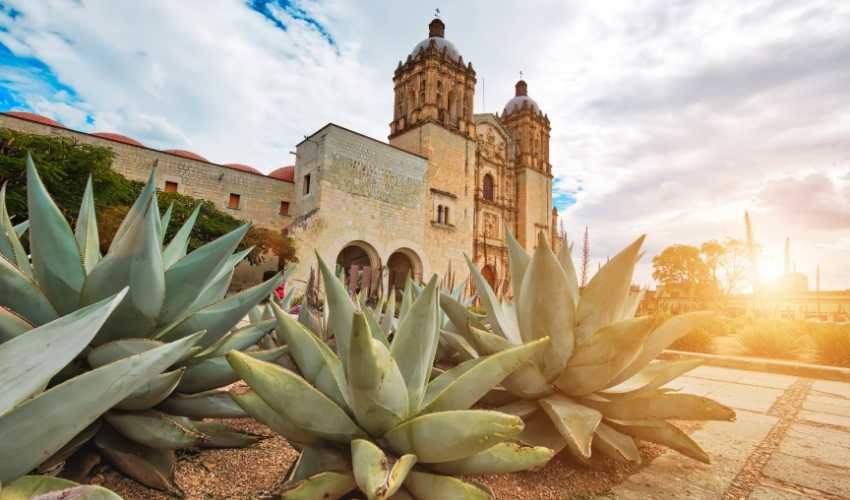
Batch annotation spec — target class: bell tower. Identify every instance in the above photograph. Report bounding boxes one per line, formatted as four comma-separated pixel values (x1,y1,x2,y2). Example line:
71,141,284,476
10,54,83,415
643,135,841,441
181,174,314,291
389,17,476,139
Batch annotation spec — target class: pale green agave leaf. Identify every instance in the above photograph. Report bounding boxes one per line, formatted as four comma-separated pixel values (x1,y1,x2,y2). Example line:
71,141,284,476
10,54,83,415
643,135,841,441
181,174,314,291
361,301,389,347
380,290,396,337
280,472,356,500
582,393,736,422
13,220,28,238
600,359,703,399
504,224,530,302
390,276,439,413
25,154,86,315
161,203,201,269
87,338,165,368
230,388,320,445
189,246,253,312
593,422,641,463
105,411,204,450
422,337,549,413
93,425,178,492
0,331,202,482
439,330,479,362
464,254,521,344
539,393,601,460
351,439,415,500
556,234,579,308
0,306,32,342
0,290,127,416
111,169,155,252
517,231,575,378
384,410,523,464
192,318,275,361
75,176,101,274
317,253,356,362
403,471,493,500
192,420,262,448
272,302,349,409
227,350,365,443
608,419,710,464
114,368,185,411
176,345,287,393
0,183,31,276
347,312,408,436
285,444,350,483
159,202,174,243
517,410,567,455
0,475,120,500
431,442,554,475
158,389,246,418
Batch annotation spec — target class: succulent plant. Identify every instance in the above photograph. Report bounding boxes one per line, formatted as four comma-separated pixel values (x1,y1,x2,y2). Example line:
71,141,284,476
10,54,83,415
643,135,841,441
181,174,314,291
0,154,285,491
439,228,735,465
0,474,124,499
227,254,555,499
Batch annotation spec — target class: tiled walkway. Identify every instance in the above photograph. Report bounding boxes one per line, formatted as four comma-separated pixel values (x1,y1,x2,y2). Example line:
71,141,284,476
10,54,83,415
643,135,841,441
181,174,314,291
609,366,850,499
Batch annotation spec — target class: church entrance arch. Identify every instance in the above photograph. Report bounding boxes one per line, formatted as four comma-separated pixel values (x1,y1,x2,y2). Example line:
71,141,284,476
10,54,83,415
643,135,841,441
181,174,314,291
481,264,497,291
336,241,380,296
387,248,423,293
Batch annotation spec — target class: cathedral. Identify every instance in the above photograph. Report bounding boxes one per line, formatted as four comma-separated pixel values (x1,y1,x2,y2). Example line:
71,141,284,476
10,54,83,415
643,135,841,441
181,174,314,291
0,17,561,296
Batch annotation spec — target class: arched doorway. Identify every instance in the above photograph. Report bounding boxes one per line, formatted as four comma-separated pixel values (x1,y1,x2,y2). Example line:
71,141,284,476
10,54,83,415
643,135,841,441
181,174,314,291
336,241,380,296
386,248,423,294
481,264,497,291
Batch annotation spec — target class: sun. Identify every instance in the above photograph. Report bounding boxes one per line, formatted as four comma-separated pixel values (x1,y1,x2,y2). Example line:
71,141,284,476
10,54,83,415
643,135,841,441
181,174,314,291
758,254,785,282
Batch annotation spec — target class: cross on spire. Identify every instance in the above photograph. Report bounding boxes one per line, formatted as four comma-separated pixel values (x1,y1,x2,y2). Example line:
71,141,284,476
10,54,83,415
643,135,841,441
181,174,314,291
434,8,440,18
519,70,524,79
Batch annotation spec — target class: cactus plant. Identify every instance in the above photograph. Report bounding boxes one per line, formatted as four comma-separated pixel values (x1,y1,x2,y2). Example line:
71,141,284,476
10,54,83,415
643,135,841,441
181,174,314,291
227,254,555,499
0,154,285,490
440,228,735,465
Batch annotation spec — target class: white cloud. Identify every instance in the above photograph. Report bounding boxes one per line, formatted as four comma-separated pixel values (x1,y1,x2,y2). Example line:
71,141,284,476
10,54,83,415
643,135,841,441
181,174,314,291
2,0,850,288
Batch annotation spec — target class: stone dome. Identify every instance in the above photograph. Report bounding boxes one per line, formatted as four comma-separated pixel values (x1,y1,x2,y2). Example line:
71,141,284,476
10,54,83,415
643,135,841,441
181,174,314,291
409,18,462,63
268,165,294,182
5,111,63,128
503,80,543,116
224,163,262,175
164,149,208,162
93,132,145,147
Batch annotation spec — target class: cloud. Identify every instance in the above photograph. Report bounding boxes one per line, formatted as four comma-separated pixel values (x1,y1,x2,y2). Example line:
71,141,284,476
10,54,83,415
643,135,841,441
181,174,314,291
1,0,849,288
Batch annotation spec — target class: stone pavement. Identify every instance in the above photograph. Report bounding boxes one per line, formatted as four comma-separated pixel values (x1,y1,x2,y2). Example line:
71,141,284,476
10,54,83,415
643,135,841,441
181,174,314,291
608,365,850,499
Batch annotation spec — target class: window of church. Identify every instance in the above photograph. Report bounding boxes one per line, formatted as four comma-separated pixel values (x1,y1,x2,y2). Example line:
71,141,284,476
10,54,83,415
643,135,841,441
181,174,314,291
228,193,241,210
279,201,290,216
164,181,178,193
444,206,450,225
303,174,311,195
483,174,495,201
436,205,444,224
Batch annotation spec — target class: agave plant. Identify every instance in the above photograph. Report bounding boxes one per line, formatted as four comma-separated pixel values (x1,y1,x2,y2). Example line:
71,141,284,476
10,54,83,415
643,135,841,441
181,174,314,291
227,255,555,499
0,475,124,499
439,228,735,465
0,289,200,494
0,154,286,491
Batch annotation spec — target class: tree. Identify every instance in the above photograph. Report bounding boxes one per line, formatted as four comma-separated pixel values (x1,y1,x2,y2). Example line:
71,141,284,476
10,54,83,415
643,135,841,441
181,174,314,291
716,238,749,295
651,244,716,300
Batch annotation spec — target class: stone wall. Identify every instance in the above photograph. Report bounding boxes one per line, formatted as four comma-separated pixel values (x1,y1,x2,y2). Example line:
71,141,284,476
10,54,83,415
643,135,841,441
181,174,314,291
516,167,553,249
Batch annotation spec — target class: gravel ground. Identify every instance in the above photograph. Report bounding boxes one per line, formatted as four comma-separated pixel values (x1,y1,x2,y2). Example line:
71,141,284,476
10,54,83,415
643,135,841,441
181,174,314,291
96,420,702,499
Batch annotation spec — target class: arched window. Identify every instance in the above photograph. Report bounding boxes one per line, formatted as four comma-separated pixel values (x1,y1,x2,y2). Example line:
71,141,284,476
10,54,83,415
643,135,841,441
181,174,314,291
444,206,450,225
436,205,444,224
482,174,495,201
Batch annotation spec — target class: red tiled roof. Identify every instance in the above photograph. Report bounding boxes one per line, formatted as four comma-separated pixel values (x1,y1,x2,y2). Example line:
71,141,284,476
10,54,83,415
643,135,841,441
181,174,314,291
225,163,262,175
164,149,208,162
92,132,145,147
5,111,64,128
268,165,294,182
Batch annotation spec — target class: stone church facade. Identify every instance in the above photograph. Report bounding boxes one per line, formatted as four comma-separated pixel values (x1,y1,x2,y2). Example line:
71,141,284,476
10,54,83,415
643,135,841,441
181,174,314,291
0,17,560,296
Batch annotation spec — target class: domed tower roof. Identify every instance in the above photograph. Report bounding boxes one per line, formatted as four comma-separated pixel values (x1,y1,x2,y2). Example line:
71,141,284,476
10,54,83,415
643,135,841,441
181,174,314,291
164,149,208,162
503,80,542,116
224,163,262,175
93,132,145,147
409,18,463,62
5,111,64,127
268,165,294,182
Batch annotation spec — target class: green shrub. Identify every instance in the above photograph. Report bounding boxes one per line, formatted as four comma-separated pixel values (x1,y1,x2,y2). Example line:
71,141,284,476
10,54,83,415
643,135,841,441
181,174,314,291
669,327,714,353
738,319,804,360
810,323,850,368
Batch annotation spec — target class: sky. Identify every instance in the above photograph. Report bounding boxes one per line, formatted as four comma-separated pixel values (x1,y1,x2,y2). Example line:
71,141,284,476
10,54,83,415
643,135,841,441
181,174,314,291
1,0,849,288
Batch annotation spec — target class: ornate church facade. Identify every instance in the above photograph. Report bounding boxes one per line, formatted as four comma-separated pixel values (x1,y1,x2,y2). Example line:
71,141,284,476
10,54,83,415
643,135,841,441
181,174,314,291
0,17,561,295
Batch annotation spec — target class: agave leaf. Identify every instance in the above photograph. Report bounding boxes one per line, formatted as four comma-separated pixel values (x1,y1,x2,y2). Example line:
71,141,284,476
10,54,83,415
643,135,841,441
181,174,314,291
29,484,122,500
617,289,645,321
607,311,714,388
87,338,164,368
539,393,601,460
517,231,575,378
25,154,86,314
13,220,28,238
504,225,530,301
352,439,416,500
317,254,357,361
111,169,155,252
159,202,173,243
574,235,645,341
439,330,478,362
0,290,126,416
361,301,389,347
517,410,567,455
422,337,549,413
37,422,101,474
464,254,520,344
593,422,641,463
159,223,249,325
555,317,655,396
74,176,101,273
390,276,440,413
556,235,579,308
286,445,351,482
161,203,201,269
608,419,710,464
248,304,264,324
600,359,703,399
384,410,523,463
0,306,32,342
0,332,201,482
438,292,479,341
398,278,414,320
192,318,275,361
159,389,246,418
0,476,82,499
175,345,287,393
192,420,262,448
227,351,365,443
93,425,178,492
230,387,320,445
159,273,281,348
493,400,540,419
0,183,31,276
105,411,205,449
115,368,185,411
190,246,253,311
431,442,554,475
81,196,165,343
466,326,552,398
381,290,396,337
272,302,348,408
582,393,736,421
347,312,409,435
280,472,356,500
403,471,493,500
466,324,513,354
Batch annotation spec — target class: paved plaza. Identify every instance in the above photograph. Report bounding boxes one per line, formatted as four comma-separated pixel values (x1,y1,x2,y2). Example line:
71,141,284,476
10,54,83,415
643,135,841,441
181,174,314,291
609,366,850,499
